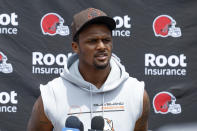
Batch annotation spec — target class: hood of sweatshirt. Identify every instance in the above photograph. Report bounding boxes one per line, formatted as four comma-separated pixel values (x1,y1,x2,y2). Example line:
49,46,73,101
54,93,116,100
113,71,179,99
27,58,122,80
60,53,129,93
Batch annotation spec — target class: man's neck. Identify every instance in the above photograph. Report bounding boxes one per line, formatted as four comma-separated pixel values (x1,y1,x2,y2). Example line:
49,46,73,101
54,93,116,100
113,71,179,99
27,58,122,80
78,64,111,89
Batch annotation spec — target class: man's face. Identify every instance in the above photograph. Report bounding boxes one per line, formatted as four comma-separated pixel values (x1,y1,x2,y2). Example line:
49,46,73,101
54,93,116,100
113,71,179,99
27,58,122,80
73,24,112,69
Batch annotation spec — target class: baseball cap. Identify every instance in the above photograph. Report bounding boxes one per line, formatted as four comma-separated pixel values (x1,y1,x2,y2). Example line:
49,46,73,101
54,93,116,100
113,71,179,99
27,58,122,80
71,8,116,41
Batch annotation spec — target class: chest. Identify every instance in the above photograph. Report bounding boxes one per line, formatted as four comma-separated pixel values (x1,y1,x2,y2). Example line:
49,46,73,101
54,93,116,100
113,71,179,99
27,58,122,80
53,85,140,131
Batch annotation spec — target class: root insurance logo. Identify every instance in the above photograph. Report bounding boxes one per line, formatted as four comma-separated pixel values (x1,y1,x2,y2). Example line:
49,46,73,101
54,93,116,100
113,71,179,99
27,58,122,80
145,53,187,76
0,13,18,35
0,91,18,113
112,15,131,37
32,52,70,74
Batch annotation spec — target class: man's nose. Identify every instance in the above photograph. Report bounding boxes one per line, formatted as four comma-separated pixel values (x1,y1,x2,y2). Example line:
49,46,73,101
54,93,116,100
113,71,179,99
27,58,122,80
96,40,105,50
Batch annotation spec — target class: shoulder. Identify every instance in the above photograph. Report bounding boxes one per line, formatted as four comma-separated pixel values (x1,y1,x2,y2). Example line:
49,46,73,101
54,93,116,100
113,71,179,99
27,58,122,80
127,77,145,87
125,77,145,94
45,77,64,87
40,77,64,97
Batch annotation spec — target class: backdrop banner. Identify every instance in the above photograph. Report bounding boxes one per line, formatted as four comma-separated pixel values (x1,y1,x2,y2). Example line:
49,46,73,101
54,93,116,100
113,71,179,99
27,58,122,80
0,0,197,130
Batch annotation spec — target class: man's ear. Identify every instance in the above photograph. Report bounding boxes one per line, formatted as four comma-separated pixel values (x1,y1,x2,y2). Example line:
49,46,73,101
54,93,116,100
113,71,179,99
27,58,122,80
72,42,80,54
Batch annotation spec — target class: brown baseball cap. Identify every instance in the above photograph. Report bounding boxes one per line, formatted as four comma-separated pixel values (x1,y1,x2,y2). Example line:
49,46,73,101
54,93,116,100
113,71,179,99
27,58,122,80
71,8,116,41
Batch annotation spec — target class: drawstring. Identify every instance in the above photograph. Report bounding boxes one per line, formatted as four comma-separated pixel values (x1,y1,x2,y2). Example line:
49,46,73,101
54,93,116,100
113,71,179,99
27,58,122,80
102,92,105,117
89,85,105,119
90,85,93,119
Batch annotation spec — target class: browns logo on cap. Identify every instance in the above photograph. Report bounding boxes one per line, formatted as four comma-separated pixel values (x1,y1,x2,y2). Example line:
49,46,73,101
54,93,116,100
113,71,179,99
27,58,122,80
71,8,116,41
87,8,102,20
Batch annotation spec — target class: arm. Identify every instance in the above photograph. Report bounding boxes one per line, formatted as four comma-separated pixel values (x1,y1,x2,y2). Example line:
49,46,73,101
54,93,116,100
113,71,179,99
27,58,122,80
134,89,150,131
27,96,53,131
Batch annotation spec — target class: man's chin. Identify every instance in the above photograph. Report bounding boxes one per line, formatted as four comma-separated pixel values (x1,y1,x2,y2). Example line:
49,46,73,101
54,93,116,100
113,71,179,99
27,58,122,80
94,62,109,70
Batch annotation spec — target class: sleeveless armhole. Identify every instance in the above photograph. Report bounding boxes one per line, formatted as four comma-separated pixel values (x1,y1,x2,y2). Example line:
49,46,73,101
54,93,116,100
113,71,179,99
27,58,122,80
137,80,145,119
40,83,57,127
127,77,145,120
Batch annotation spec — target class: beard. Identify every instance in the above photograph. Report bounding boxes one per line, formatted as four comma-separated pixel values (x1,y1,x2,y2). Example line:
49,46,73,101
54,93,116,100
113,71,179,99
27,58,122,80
93,59,110,70
93,51,112,69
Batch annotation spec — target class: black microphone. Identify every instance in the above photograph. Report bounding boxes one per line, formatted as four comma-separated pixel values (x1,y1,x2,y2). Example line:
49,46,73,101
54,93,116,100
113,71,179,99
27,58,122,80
88,116,104,131
62,116,84,131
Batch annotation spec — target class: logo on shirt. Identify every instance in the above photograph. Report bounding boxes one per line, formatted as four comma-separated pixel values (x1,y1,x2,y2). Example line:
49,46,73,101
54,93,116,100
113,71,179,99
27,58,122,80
104,118,115,131
67,101,125,116
94,101,125,112
68,105,82,117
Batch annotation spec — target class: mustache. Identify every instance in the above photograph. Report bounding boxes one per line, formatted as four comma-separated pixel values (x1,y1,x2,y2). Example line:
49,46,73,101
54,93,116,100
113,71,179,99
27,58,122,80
94,51,108,57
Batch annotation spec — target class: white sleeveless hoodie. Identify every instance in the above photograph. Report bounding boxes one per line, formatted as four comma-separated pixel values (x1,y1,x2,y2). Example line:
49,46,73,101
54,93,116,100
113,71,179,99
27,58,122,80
40,53,144,131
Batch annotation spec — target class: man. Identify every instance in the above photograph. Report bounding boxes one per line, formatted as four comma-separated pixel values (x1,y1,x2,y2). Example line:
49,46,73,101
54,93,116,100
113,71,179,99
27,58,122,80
27,8,150,131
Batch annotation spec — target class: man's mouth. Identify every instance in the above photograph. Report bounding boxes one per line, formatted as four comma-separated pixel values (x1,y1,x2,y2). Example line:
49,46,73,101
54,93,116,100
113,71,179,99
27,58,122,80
95,52,108,61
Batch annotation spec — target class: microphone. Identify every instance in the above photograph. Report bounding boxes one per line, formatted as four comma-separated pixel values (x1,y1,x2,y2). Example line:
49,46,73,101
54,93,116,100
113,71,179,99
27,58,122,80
62,116,84,131
88,116,104,131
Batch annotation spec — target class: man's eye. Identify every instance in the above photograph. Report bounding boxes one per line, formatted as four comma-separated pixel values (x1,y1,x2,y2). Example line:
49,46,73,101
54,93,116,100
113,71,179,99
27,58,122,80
89,39,97,43
102,39,111,43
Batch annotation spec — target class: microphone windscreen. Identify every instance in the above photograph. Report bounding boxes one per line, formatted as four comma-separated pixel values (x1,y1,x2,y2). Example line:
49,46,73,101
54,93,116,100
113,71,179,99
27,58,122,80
65,116,81,129
80,121,84,131
91,116,104,130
